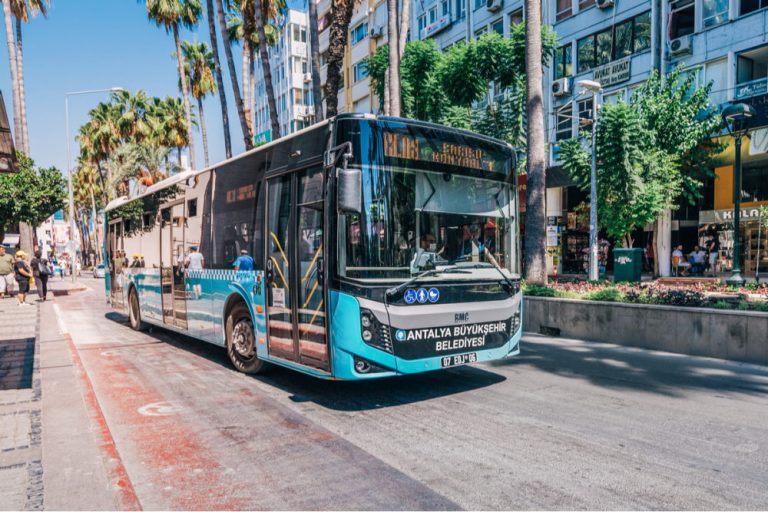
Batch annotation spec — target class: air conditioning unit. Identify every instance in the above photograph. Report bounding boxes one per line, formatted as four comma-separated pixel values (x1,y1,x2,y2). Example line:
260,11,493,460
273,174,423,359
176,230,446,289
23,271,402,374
369,25,384,39
303,72,312,82
596,0,614,8
670,35,692,56
552,78,570,97
486,0,503,12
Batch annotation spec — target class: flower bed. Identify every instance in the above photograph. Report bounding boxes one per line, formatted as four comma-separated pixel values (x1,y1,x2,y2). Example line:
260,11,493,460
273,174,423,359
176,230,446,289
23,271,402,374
523,279,768,312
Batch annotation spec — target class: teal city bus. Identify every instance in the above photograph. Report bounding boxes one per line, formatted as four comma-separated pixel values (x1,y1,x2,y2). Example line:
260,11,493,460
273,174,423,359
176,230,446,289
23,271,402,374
105,114,522,380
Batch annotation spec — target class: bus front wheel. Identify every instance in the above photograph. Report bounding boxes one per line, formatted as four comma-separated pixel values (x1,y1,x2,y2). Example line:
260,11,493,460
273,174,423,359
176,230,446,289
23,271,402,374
128,288,145,331
226,303,266,374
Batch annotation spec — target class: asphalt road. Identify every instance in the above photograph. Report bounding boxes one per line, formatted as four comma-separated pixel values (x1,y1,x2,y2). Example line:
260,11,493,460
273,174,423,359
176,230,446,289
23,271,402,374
53,275,768,510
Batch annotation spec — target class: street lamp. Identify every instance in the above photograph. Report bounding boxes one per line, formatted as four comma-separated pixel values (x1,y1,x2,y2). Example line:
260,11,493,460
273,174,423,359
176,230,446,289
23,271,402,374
577,79,602,281
721,102,757,286
65,87,124,282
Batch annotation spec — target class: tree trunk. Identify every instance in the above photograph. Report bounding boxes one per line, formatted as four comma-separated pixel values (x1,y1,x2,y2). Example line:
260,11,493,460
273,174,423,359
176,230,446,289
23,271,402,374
308,0,323,121
242,38,252,135
656,209,672,277
2,0,22,153
19,222,34,255
89,188,101,263
398,0,409,60
173,24,197,170
216,0,252,148
14,17,29,154
253,0,281,139
522,0,547,285
198,96,210,167
325,0,355,118
383,74,390,115
206,0,232,159
249,45,256,133
386,0,401,117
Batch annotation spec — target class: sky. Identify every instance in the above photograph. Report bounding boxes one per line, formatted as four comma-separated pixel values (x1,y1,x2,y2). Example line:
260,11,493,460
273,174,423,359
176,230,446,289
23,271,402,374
0,0,304,175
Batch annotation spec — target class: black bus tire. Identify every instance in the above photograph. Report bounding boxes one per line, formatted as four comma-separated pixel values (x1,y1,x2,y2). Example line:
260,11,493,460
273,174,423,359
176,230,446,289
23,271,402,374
226,303,266,374
128,288,145,331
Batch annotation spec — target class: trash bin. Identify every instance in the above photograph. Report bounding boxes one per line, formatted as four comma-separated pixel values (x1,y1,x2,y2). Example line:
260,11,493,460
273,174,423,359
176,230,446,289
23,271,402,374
613,248,643,282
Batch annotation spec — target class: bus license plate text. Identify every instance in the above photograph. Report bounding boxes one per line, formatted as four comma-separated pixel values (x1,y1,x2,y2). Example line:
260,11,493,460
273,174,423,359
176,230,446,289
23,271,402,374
441,352,478,368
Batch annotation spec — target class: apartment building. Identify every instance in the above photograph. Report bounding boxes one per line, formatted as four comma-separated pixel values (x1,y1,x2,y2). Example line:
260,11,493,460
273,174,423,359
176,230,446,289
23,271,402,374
253,9,315,141
315,0,389,115
543,0,768,276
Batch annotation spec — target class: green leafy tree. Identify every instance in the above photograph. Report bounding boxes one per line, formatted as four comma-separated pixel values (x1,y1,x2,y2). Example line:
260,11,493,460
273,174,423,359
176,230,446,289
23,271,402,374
0,153,66,240
560,103,680,247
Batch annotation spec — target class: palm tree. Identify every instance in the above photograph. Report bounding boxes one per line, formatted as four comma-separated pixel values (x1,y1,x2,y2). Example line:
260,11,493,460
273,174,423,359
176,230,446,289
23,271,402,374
325,0,358,117
523,0,547,284
205,0,232,158
216,0,252,149
386,0,400,116
1,0,23,152
181,40,217,167
307,0,322,121
251,0,282,139
10,0,48,153
112,89,152,144
73,162,103,262
154,96,192,165
146,0,201,171
227,1,280,137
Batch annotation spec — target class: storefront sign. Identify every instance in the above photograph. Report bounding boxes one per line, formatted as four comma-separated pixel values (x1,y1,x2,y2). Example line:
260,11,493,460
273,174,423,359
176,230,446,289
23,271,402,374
422,14,451,39
592,57,631,87
699,206,765,224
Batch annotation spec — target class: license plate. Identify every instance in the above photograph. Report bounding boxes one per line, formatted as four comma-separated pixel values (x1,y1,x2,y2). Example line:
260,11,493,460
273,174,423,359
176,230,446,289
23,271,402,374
440,352,478,368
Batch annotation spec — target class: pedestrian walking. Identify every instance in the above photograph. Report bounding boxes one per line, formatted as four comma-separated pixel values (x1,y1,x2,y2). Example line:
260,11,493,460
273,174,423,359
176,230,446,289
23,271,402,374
0,246,15,298
13,251,33,306
30,251,51,301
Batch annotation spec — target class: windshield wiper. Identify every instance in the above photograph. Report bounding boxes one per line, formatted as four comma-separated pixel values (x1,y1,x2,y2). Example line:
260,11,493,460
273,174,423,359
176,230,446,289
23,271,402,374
386,266,470,298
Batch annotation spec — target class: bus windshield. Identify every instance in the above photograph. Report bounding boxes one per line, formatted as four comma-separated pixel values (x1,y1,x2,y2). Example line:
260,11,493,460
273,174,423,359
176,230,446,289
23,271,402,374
337,119,518,282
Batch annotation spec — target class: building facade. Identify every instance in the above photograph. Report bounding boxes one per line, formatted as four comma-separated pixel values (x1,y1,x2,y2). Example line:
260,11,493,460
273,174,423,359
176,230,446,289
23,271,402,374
541,0,768,276
253,9,316,141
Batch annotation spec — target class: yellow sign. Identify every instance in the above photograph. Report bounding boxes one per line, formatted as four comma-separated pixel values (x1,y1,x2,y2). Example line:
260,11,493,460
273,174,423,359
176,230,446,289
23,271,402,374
383,132,497,173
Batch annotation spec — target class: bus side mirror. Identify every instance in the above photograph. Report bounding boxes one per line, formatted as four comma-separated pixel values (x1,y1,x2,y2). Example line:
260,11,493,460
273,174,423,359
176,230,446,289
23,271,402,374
337,168,361,214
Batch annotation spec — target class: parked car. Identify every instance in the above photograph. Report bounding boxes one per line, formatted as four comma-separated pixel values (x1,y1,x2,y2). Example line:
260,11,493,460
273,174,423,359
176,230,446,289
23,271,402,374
93,264,106,278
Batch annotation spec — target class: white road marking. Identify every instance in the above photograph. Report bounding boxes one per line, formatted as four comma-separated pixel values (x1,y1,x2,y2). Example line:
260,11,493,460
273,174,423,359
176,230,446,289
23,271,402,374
52,303,68,335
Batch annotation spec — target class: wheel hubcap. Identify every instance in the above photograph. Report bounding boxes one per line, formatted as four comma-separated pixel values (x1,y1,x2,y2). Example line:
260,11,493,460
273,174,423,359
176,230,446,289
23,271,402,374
232,320,255,359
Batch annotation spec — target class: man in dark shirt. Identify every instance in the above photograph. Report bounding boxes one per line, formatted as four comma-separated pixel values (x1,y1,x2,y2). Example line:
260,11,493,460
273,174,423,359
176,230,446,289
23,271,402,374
13,251,33,306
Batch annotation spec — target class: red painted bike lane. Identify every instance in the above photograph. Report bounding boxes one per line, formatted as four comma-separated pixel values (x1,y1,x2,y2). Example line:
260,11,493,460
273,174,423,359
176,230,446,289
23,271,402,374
54,287,456,510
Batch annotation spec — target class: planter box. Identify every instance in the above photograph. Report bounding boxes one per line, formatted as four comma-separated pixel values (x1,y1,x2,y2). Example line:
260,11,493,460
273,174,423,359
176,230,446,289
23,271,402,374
523,296,768,365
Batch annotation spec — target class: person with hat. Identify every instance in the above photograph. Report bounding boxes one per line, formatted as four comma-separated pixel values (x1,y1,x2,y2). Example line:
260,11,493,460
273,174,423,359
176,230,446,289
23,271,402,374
232,249,254,271
13,250,33,306
0,246,15,298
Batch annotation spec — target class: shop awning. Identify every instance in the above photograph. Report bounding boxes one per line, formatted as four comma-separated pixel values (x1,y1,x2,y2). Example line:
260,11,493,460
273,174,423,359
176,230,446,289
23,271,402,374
546,166,575,188
0,91,17,172
2,233,20,247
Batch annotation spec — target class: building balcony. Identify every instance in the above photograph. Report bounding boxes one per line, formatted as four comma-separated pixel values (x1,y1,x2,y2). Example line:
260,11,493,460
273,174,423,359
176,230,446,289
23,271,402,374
291,41,308,57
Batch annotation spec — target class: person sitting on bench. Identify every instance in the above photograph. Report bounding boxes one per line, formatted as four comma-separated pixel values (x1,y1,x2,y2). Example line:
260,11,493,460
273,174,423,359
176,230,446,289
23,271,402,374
672,245,691,276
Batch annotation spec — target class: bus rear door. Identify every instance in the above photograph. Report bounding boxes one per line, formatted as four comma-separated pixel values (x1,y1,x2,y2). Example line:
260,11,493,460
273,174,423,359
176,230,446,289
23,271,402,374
264,167,329,371
160,201,188,330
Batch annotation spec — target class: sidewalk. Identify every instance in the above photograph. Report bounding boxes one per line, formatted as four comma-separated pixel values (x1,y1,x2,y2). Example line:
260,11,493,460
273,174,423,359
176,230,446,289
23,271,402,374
0,283,119,510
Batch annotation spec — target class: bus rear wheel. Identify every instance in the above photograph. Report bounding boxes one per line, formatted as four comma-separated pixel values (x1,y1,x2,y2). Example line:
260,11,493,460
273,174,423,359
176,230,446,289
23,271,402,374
226,303,266,374
128,288,145,331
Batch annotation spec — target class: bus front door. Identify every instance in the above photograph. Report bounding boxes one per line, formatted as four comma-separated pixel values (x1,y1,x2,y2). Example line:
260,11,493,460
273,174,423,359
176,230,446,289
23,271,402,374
160,202,188,330
265,167,328,371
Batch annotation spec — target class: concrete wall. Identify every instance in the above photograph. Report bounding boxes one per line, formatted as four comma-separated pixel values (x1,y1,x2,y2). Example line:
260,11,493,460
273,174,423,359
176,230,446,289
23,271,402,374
524,297,768,365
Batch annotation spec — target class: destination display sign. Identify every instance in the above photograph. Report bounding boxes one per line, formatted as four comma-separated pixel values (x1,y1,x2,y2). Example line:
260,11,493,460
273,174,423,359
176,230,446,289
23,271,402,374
383,131,500,173
392,318,511,360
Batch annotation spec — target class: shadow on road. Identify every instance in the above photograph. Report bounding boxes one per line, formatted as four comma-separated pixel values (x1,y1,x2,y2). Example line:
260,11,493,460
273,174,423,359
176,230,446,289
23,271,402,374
495,334,768,397
104,312,507,411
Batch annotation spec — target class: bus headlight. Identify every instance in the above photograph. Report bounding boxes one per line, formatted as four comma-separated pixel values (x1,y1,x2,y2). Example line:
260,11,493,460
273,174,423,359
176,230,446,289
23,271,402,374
359,309,393,353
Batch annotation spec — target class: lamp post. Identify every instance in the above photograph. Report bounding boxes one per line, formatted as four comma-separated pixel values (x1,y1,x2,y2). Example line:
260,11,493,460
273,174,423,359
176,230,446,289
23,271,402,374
577,79,603,281
65,87,124,282
721,102,756,286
